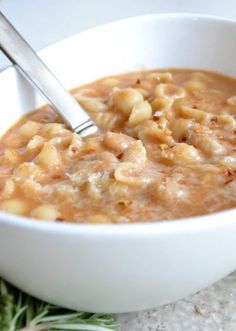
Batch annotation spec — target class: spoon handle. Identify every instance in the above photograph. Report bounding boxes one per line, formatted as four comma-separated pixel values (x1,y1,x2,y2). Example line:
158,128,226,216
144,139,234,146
0,11,98,136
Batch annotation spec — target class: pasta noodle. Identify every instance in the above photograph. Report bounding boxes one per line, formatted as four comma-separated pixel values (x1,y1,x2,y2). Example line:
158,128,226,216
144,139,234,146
0,68,236,223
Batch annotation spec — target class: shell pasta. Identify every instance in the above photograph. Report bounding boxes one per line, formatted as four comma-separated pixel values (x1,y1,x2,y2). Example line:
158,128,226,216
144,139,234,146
1,68,236,223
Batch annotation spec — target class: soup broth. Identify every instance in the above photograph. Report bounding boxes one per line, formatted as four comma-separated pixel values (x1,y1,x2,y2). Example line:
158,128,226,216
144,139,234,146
1,69,236,223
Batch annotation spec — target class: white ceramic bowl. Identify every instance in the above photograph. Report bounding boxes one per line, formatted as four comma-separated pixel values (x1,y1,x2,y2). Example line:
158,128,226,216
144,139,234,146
0,14,236,313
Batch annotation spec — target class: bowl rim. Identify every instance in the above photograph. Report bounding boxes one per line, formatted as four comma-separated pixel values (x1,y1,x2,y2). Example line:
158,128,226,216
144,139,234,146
38,12,236,58
1,12,236,235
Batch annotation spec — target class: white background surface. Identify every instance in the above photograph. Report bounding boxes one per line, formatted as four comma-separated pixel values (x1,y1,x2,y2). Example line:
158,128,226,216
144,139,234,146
117,272,236,331
1,0,236,69
1,0,236,47
0,1,236,330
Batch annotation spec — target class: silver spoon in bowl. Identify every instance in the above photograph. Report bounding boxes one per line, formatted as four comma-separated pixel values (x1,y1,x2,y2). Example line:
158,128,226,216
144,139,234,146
0,11,98,137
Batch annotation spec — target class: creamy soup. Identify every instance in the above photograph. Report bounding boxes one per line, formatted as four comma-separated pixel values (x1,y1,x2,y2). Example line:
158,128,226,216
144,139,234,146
1,69,236,223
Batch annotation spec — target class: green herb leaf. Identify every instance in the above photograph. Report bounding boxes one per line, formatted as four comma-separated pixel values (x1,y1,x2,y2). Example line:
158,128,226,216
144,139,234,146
0,278,117,331
0,279,15,331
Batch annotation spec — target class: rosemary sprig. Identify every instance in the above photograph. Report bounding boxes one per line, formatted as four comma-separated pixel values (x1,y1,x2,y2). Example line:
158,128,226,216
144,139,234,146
0,278,117,331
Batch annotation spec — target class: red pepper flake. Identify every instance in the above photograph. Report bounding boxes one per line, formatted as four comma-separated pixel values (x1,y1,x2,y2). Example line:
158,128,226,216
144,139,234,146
117,153,123,160
71,147,79,154
51,174,61,180
180,137,187,142
136,78,141,84
117,200,132,207
56,217,64,222
224,168,234,177
210,116,218,125
224,179,234,185
153,110,162,120
153,114,160,120
233,129,236,135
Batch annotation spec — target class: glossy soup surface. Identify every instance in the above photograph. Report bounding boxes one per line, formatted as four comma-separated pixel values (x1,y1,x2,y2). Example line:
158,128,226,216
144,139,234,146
1,69,236,223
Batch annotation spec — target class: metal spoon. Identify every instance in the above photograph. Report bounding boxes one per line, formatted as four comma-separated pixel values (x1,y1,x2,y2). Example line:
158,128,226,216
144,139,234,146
0,11,98,137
